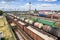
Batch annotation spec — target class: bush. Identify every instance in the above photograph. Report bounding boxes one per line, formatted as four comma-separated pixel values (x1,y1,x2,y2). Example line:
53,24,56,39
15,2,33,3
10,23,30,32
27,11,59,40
0,10,3,15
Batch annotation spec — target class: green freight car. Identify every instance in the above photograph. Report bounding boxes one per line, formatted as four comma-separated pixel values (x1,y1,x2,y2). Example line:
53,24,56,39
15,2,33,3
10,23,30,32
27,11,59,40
36,19,55,27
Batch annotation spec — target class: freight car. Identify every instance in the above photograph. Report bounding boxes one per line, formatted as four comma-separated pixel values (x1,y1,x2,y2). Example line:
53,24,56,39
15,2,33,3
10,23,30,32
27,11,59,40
38,14,59,19
12,18,40,40
15,19,57,40
34,22,43,28
53,15,59,19
46,14,52,18
36,19,55,27
38,14,46,17
16,21,43,40
6,14,57,39
22,18,60,39
25,26,57,40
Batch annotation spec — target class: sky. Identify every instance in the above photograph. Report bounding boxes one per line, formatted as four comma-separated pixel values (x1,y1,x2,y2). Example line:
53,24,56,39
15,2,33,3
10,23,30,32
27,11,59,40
0,0,60,11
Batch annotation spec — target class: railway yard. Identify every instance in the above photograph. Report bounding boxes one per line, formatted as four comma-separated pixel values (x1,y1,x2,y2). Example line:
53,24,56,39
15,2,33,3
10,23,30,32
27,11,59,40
0,0,60,40
0,11,60,40
3,12,60,40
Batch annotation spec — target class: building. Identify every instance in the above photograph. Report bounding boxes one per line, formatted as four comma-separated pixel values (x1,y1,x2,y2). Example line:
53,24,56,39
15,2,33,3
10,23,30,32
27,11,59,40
39,10,52,14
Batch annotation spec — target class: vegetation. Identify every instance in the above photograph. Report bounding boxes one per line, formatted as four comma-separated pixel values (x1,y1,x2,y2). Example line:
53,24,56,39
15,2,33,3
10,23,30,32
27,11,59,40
54,10,60,12
0,16,16,40
34,9,38,13
0,10,3,15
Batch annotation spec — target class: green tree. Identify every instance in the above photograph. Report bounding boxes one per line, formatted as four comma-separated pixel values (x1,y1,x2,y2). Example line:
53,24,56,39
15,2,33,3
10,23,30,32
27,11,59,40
58,10,60,12
34,9,38,13
0,10,3,15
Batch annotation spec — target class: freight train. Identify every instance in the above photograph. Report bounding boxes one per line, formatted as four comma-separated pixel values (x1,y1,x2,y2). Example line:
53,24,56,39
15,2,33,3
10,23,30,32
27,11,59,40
30,14,59,19
6,14,60,40
39,14,59,19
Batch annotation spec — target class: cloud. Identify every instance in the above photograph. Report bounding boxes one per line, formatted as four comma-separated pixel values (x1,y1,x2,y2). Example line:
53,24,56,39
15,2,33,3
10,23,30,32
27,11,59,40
40,4,57,7
24,3,29,6
38,0,57,2
38,0,43,1
23,3,33,10
45,0,57,2
3,0,15,2
0,0,15,4
1,1,6,3
27,4,60,10
0,2,60,11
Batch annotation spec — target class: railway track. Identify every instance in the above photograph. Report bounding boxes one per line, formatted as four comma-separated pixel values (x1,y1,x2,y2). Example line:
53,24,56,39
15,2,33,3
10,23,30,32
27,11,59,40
12,27,24,40
23,15,60,22
6,16,33,40
8,23,33,40
6,14,59,40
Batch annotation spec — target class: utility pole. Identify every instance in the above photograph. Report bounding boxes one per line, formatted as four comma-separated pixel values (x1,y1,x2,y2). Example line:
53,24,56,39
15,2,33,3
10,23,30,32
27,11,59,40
29,2,31,18
51,11,55,20
15,8,16,15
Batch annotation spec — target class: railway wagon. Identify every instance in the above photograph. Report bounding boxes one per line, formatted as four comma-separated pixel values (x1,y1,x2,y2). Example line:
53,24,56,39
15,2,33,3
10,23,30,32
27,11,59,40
38,14,59,19
25,26,57,40
17,21,26,30
36,19,55,27
46,14,52,18
53,15,59,19
38,14,46,17
12,18,43,40
10,14,58,36
24,26,43,40
6,14,57,40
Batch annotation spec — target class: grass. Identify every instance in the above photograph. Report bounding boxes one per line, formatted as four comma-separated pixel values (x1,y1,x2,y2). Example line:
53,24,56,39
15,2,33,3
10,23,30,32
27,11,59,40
0,16,16,40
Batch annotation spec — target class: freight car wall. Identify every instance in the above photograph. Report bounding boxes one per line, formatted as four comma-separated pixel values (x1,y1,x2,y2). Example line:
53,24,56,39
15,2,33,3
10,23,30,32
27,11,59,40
27,26,56,40
36,19,55,27
38,14,46,17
